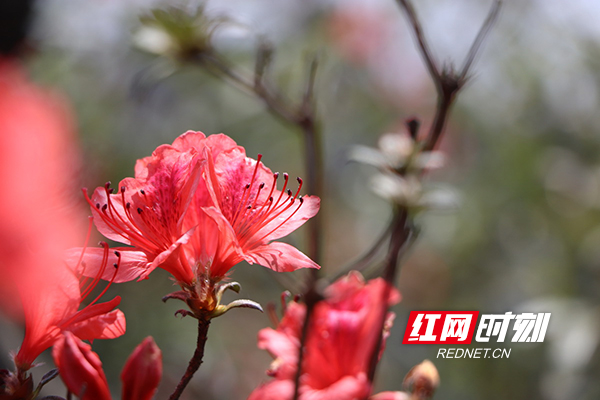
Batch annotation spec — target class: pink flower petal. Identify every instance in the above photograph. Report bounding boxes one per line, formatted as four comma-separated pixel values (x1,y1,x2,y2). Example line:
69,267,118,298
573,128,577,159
67,247,151,283
247,380,294,400
245,242,320,272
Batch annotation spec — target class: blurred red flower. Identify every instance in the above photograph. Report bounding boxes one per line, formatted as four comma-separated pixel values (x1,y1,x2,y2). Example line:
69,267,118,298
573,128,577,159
0,57,125,371
248,272,401,400
14,241,126,370
327,6,392,65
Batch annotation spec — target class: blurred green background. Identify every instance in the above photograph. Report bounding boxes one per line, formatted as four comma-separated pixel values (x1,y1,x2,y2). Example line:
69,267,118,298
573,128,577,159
2,0,600,399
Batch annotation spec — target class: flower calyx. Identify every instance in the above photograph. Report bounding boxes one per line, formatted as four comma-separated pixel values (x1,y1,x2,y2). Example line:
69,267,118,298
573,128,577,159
0,368,33,400
162,281,262,321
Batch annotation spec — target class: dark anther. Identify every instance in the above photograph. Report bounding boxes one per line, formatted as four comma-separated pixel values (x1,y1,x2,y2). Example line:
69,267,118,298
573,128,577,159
274,172,279,179
299,197,304,204
245,184,251,189
269,196,274,202
120,186,125,193
95,203,100,209
113,263,118,268
137,207,143,214
114,251,121,257
296,177,302,184
108,188,114,194
126,202,131,209
140,189,145,195
287,189,292,196
283,173,289,179
104,182,111,189
259,182,265,189
102,204,108,211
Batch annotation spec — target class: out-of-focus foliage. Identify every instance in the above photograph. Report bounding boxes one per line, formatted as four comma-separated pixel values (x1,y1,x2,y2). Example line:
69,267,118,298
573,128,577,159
1,0,600,399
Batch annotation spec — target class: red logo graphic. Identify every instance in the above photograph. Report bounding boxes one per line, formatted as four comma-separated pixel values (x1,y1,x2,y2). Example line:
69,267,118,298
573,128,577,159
402,311,479,344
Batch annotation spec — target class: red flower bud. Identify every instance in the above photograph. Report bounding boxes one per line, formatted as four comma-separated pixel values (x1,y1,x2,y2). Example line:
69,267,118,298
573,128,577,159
52,332,111,400
121,337,162,400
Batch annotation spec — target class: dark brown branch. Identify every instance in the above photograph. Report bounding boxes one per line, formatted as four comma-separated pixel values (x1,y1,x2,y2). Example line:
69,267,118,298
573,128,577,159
291,276,321,400
425,84,458,152
397,0,501,152
365,209,411,384
298,111,323,264
361,0,502,396
168,318,211,400
293,97,323,400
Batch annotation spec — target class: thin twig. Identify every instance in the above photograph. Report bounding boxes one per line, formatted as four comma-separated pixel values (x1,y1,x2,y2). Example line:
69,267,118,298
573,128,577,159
168,318,211,400
459,0,503,82
302,56,319,110
396,0,440,86
200,52,298,124
397,0,502,152
330,222,393,282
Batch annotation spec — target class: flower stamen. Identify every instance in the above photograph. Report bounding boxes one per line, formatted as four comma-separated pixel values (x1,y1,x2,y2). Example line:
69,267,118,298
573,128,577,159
231,154,263,225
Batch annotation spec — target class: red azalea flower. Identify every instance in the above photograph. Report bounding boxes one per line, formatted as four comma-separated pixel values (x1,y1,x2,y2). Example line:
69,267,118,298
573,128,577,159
248,272,400,400
0,57,81,319
15,242,126,370
177,131,320,278
73,131,320,286
80,143,203,284
53,333,162,400
0,57,125,371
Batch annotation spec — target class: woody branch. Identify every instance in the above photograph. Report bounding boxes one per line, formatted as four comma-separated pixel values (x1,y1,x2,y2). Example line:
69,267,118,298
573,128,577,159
363,0,502,390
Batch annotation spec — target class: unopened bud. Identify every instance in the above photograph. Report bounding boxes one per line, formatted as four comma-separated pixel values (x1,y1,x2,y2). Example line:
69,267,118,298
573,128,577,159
403,360,440,400
52,332,111,400
121,337,162,400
